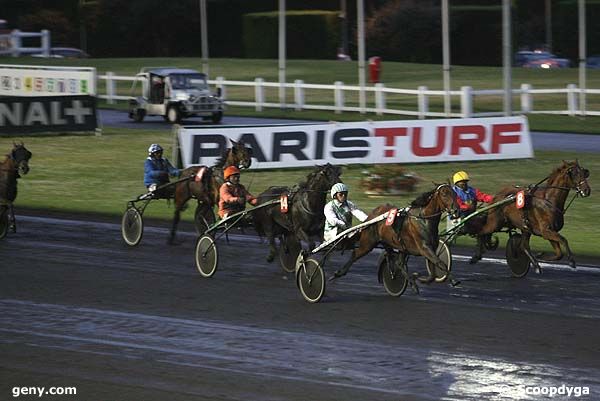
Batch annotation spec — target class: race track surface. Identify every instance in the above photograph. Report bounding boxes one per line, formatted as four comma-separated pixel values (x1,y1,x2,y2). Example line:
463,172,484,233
1,215,599,400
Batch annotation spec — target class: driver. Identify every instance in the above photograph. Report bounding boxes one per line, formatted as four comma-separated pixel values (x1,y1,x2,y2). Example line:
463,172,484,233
448,170,493,235
143,143,180,197
323,183,368,242
218,166,257,218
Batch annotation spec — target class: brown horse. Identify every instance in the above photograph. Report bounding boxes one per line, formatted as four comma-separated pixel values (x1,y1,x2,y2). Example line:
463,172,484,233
471,160,591,272
253,164,343,262
168,139,253,244
331,183,460,284
0,142,32,234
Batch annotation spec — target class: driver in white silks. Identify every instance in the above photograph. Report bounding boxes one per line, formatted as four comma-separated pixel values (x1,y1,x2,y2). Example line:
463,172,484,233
323,183,369,243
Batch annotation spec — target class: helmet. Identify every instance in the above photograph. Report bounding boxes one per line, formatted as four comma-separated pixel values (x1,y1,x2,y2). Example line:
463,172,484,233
224,165,240,180
148,143,163,155
452,171,470,184
330,182,348,198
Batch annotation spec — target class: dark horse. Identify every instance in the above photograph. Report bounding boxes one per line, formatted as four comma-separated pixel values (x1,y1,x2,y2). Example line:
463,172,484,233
168,140,253,244
0,142,32,234
471,160,591,272
253,164,343,262
332,183,460,284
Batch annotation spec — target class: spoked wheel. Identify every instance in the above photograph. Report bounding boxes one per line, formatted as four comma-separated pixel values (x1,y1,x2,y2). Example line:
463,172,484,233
279,234,302,273
379,253,409,297
0,207,8,240
121,207,143,246
296,258,325,303
194,205,215,236
506,233,530,278
195,234,218,277
425,240,452,283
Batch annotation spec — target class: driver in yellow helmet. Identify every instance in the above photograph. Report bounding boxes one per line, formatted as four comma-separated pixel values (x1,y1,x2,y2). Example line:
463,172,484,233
451,171,493,218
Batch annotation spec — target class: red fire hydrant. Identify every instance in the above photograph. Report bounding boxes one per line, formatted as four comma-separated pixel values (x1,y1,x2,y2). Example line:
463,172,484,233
368,56,382,83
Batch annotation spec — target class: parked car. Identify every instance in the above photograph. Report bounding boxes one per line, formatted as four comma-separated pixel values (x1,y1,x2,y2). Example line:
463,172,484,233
515,50,570,68
32,47,90,58
587,56,600,69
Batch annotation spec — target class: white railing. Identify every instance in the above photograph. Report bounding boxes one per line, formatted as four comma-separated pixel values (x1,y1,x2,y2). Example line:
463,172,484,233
97,72,600,118
0,29,51,57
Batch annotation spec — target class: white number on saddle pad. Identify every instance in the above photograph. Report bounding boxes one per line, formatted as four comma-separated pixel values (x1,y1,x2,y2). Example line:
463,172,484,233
385,208,398,226
516,190,525,209
280,194,289,213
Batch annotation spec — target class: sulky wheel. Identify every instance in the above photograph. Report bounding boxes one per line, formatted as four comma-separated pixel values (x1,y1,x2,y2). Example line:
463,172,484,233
279,234,302,273
195,234,218,277
425,240,452,283
296,258,325,303
0,207,8,240
379,252,409,297
194,205,215,236
506,233,530,278
121,207,143,246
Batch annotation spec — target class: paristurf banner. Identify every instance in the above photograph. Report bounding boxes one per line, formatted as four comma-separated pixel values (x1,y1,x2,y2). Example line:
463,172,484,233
0,95,98,134
177,116,532,169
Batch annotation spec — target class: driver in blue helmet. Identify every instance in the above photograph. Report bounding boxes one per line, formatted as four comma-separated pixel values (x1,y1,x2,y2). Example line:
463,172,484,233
143,143,181,197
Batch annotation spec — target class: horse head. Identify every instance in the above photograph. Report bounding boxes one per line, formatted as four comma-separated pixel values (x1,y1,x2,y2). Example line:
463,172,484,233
555,160,591,198
411,183,459,219
308,163,342,192
12,142,32,176
229,139,253,169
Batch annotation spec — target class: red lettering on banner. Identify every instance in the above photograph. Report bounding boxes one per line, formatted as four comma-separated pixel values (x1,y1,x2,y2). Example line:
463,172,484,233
451,125,486,155
374,127,407,157
491,123,521,153
412,127,446,156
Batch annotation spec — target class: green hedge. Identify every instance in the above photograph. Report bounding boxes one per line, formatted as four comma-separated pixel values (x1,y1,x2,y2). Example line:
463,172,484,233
243,10,340,59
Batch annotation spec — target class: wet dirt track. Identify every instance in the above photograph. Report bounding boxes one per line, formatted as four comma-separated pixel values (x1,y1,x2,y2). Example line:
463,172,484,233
1,215,599,401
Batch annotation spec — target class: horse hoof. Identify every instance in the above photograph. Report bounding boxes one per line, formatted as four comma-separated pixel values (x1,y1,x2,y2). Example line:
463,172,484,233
450,279,461,287
535,266,543,274
569,261,577,269
9,224,16,233
469,256,480,265
266,255,275,263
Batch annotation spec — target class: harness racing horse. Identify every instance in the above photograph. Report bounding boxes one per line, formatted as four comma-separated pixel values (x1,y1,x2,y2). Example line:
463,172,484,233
470,160,591,273
253,164,343,263
0,142,32,237
331,183,460,284
168,140,253,244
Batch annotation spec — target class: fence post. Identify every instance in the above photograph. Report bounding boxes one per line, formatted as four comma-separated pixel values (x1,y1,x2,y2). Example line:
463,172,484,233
255,78,264,112
41,30,50,57
216,76,226,100
294,79,304,111
334,81,344,114
460,86,473,118
418,86,429,119
11,30,21,57
520,84,532,113
106,71,115,104
567,84,577,117
375,83,385,115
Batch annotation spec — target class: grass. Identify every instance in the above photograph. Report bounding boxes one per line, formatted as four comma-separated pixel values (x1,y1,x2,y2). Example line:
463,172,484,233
1,131,598,258
2,56,600,133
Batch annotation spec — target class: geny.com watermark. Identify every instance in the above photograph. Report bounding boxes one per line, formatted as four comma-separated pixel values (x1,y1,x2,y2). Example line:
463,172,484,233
12,386,76,398
524,384,590,398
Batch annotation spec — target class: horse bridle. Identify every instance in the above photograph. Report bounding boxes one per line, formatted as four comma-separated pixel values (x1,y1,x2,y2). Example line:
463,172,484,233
415,183,458,219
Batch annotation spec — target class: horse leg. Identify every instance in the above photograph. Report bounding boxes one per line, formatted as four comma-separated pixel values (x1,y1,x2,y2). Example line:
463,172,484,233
519,231,542,274
168,207,183,245
8,203,16,233
331,239,375,280
414,243,449,285
539,229,576,268
470,211,503,264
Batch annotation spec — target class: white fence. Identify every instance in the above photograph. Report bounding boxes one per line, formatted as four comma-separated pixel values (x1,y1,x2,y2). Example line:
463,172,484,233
0,29,51,57
97,72,600,119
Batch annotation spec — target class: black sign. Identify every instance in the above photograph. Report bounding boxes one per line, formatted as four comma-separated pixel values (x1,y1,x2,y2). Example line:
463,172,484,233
0,95,97,134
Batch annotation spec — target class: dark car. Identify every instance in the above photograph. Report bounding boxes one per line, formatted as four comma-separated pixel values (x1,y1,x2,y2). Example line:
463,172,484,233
32,47,90,58
587,56,600,69
515,50,570,68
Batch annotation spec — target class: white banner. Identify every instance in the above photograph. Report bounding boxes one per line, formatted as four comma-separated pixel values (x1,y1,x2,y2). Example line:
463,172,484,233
0,64,96,96
177,116,532,169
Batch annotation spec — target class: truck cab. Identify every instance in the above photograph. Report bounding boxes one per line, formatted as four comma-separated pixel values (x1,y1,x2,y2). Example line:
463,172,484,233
129,67,224,123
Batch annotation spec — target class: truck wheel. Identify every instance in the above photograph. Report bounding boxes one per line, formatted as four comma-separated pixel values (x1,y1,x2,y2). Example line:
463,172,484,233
167,105,181,123
211,111,223,124
132,109,145,122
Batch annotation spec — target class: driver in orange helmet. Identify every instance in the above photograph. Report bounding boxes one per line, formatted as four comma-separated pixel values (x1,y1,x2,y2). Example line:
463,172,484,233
218,166,257,218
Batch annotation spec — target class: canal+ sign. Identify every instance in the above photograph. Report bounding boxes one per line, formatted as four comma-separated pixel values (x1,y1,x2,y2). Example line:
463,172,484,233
177,116,532,169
